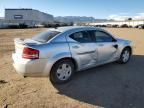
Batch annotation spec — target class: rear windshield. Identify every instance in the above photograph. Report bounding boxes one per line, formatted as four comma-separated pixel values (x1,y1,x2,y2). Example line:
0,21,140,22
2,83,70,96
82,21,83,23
32,31,60,43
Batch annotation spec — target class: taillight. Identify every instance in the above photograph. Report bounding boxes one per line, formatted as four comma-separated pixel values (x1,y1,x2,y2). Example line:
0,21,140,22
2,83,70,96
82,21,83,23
22,47,39,59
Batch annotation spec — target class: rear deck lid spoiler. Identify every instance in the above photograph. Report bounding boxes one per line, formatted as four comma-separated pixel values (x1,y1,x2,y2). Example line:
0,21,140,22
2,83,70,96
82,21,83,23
14,38,41,46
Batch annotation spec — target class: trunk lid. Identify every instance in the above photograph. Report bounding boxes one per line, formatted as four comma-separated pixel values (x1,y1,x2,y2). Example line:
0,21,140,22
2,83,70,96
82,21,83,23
14,38,41,58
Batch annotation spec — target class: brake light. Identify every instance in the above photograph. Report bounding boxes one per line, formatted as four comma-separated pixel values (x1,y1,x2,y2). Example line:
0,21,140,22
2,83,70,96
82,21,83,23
22,47,39,59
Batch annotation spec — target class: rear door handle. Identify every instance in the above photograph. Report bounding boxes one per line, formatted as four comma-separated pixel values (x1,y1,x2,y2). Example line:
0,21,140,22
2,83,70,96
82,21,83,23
72,45,79,49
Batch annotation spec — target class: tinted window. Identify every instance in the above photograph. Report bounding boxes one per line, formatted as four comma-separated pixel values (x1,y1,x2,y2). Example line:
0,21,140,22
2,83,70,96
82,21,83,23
32,31,60,43
69,31,94,43
94,31,114,42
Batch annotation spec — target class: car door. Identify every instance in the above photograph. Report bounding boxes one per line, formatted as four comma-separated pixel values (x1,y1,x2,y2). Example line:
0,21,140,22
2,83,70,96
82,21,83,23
68,30,98,69
93,30,119,63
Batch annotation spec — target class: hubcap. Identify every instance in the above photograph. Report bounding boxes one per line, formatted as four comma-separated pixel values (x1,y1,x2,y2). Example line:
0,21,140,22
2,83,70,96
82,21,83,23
122,50,130,62
56,63,72,80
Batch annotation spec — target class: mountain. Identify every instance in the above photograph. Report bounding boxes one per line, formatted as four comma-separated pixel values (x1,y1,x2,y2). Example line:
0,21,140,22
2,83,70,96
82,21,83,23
54,16,109,23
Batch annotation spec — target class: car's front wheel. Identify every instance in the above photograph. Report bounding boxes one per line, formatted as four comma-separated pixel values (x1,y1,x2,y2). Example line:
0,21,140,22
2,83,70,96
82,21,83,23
118,48,131,64
50,59,75,84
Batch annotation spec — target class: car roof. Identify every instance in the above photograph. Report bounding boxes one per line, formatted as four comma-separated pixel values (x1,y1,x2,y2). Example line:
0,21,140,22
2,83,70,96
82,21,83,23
49,26,103,33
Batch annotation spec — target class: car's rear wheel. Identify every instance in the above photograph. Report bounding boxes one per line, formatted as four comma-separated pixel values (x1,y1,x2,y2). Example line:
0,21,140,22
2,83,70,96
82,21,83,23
118,48,131,64
50,59,75,84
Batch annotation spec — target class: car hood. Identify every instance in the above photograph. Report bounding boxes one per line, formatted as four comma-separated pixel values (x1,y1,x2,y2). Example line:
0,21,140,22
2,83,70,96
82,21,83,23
117,38,131,43
116,38,133,46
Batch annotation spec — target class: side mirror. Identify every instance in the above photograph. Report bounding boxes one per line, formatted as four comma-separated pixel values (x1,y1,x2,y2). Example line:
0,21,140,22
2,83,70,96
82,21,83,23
112,39,117,42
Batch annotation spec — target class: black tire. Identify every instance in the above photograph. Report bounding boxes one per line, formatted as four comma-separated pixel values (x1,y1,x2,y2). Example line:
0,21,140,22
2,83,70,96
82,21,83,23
118,48,131,64
50,59,75,84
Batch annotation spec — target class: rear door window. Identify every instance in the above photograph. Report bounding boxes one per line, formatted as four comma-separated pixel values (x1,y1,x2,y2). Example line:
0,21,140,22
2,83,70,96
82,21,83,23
69,31,94,43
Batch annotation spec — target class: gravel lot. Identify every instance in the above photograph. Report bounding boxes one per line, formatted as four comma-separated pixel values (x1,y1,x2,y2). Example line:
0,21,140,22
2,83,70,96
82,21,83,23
0,28,144,108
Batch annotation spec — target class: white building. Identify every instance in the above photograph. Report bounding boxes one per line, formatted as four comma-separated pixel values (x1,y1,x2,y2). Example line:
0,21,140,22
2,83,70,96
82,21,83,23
4,8,54,27
88,20,144,27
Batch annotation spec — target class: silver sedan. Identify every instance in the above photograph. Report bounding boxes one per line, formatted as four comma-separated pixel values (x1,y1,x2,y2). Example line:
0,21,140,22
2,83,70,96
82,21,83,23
12,26,133,84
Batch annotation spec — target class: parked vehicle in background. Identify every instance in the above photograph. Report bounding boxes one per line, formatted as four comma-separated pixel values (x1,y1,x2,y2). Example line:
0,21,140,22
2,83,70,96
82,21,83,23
12,26,133,84
137,24,144,29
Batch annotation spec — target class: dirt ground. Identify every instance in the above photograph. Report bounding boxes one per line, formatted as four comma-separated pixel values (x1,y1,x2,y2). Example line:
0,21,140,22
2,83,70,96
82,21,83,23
0,28,144,108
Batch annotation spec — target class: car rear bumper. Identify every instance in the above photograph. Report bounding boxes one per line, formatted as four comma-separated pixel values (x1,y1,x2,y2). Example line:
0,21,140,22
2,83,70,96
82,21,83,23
12,53,52,77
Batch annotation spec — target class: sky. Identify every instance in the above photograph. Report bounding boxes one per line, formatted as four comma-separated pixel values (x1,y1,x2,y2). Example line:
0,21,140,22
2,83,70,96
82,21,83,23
0,0,144,20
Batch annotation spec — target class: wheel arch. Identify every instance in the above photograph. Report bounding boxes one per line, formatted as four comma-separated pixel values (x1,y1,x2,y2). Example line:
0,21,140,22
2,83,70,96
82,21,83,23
50,57,78,73
122,46,132,55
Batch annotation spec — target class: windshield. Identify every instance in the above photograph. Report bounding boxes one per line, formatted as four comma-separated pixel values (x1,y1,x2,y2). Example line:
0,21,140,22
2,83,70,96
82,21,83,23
32,31,60,43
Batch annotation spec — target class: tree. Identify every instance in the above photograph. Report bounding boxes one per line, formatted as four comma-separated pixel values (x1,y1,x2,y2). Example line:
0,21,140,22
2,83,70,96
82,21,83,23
70,22,74,26
128,18,132,21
